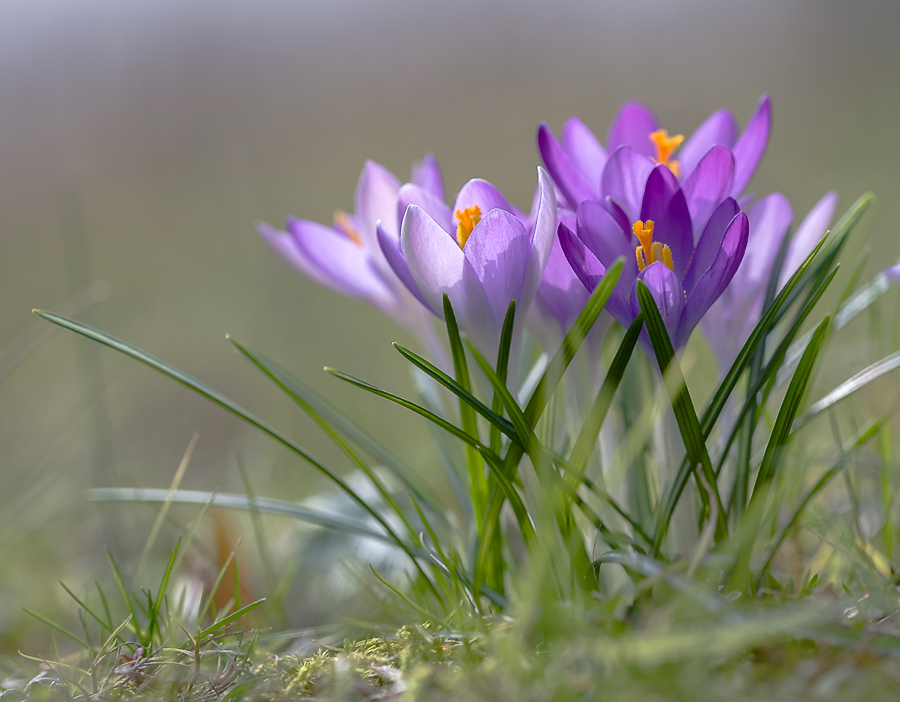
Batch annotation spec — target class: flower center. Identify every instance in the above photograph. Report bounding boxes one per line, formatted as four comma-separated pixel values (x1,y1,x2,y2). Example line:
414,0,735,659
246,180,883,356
333,210,363,246
455,205,482,249
650,129,684,179
633,220,674,272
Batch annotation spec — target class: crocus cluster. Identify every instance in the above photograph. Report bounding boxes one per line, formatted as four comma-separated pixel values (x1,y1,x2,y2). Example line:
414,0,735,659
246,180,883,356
260,94,839,374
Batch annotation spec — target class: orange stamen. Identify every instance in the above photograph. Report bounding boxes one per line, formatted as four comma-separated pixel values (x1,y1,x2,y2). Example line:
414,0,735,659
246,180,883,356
333,210,363,246
633,219,674,272
649,129,685,179
455,205,482,249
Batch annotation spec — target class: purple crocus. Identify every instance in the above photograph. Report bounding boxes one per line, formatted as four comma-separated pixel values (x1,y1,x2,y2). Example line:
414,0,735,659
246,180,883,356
257,154,444,330
559,164,749,352
538,94,771,211
379,168,557,358
702,191,838,371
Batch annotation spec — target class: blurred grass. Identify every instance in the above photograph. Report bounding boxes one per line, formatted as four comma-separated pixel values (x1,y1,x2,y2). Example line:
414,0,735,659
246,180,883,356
1,0,900,655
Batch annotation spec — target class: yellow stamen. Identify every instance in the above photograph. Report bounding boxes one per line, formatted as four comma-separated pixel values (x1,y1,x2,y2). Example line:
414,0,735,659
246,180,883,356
455,205,482,249
333,210,363,246
633,219,674,272
649,128,685,179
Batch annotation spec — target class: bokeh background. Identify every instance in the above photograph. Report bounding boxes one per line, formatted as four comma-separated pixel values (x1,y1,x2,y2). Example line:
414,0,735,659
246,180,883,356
1,0,899,655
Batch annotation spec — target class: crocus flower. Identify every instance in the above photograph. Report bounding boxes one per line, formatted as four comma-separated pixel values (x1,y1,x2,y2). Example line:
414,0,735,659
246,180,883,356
559,164,749,352
702,191,838,371
379,168,557,358
257,154,444,330
538,94,771,211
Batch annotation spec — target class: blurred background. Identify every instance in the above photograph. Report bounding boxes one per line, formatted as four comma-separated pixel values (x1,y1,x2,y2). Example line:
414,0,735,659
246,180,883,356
1,0,899,655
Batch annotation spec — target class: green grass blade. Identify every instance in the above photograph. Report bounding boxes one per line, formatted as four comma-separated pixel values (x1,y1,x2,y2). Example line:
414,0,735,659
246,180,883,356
105,548,142,645
147,538,181,643
392,343,519,442
758,410,894,581
568,314,644,477
729,318,830,592
701,233,830,438
89,487,407,547
59,581,113,635
491,301,517,454
637,282,727,550
750,318,830,505
466,341,546,468
524,258,623,426
33,310,423,576
227,335,422,540
23,609,89,649
198,598,265,639
797,351,900,428
442,295,489,524
325,368,502,461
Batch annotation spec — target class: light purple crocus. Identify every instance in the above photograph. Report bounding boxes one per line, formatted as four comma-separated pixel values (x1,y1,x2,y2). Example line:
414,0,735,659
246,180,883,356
257,155,444,330
559,164,749,352
702,191,838,371
379,168,557,358
538,94,771,211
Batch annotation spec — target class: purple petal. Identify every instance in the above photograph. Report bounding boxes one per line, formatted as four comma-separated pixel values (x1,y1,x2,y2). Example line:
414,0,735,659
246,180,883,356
605,196,632,234
606,102,659,159
742,192,793,292
534,232,591,333
558,222,632,323
464,209,531,324
639,166,694,282
354,160,402,244
682,197,741,296
576,200,636,291
257,221,329,286
377,222,437,315
678,109,738,179
886,264,900,283
397,183,454,235
401,205,496,345
675,212,749,349
561,115,608,190
537,123,597,206
521,167,559,309
453,178,516,219
730,94,771,197
290,217,396,308
601,146,655,223
681,145,735,240
411,153,444,202
778,191,838,289
630,262,685,342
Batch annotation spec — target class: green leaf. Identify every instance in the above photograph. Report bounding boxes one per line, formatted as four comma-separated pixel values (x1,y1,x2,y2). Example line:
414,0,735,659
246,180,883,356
636,281,727,549
700,231,831,440
568,314,644,477
797,351,900,428
23,609,89,649
729,318,830,592
89,487,407,547
325,368,502,462
227,335,442,515
491,300,517,455
147,538,181,643
750,318,830,506
466,341,546,469
198,598,265,639
392,343,519,443
33,310,421,575
105,548,142,645
442,294,489,523
758,410,894,580
524,258,624,426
